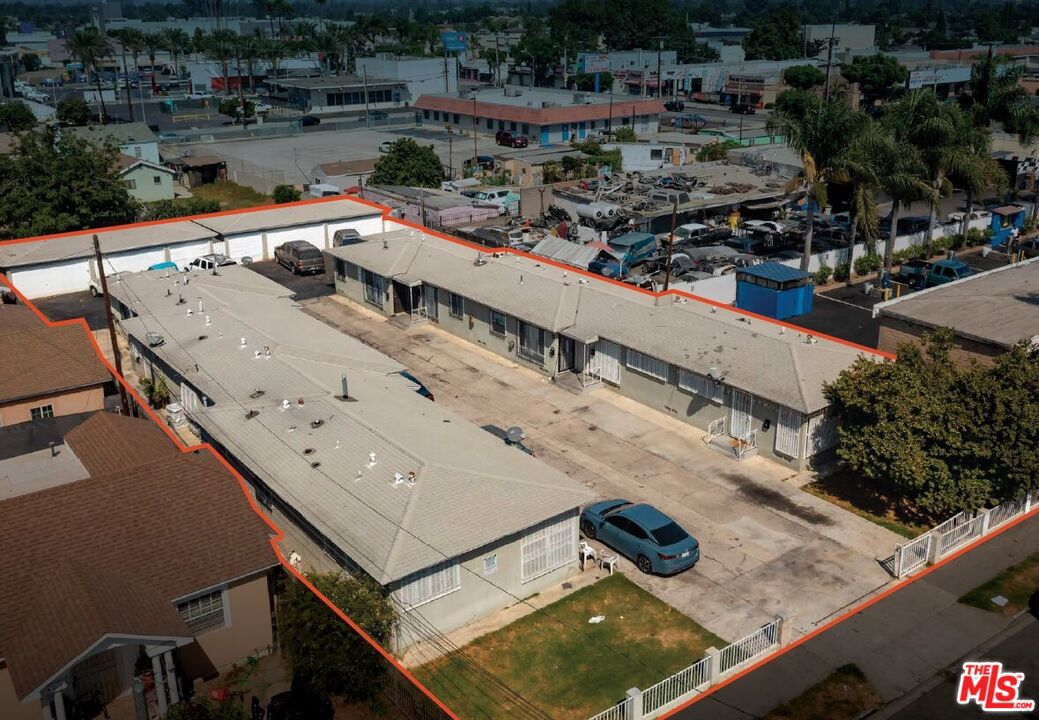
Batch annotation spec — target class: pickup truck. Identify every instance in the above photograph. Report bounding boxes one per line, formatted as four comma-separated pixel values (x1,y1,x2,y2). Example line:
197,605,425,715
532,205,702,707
895,259,932,288
925,258,973,287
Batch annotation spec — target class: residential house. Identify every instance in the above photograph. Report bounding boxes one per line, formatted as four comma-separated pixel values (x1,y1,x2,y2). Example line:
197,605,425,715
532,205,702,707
107,266,593,648
875,258,1039,365
360,185,501,228
0,305,111,426
68,123,160,164
415,87,665,145
117,153,176,202
310,159,378,191
0,411,278,720
327,227,872,469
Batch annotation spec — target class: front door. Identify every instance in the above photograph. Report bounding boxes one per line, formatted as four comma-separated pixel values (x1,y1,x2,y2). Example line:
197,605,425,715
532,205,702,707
558,336,575,372
392,281,411,315
729,389,753,439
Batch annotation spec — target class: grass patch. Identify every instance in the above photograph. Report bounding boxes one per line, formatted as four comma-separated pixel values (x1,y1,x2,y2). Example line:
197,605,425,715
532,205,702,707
413,574,724,720
190,181,273,210
804,468,932,539
959,551,1039,616
765,664,881,720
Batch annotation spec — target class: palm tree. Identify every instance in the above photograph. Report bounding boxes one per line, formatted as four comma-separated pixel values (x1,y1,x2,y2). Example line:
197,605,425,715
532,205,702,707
140,31,163,90
235,34,262,92
310,31,342,75
262,37,290,82
767,99,872,271
107,28,141,121
67,27,112,122
191,28,207,62
161,28,191,79
205,30,237,96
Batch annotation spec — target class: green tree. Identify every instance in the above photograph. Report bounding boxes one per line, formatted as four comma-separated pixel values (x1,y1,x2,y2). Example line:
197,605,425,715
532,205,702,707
574,72,614,92
0,102,36,132
782,64,826,90
613,126,636,142
56,97,93,126
108,27,144,121
272,184,301,204
370,138,445,188
20,53,41,72
278,571,396,702
0,129,139,238
218,97,254,123
825,330,1039,516
142,198,221,220
696,139,741,161
840,54,908,108
66,26,113,122
744,9,822,61
161,28,191,78
774,89,820,119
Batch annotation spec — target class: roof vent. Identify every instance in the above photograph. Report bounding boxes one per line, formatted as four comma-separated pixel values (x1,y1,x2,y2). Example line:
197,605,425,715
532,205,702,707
250,389,265,399
310,461,321,468
383,238,389,249
407,471,416,486
281,399,291,410
310,419,324,429
393,472,405,486
245,410,259,420
240,337,247,347
205,315,211,326
474,252,486,266
806,334,818,344
146,332,165,347
304,447,316,455
367,452,377,467
198,334,208,341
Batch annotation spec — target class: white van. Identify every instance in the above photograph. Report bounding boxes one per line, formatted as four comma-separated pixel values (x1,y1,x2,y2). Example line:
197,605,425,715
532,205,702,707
308,183,342,198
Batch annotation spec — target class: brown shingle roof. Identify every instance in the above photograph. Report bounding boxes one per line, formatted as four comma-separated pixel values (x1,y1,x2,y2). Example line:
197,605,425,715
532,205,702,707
0,323,111,404
65,411,181,476
317,158,378,176
0,451,277,698
0,304,42,331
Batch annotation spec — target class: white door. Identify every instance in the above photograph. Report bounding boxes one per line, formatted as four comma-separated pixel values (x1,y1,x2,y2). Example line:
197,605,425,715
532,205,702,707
805,410,839,457
181,383,201,415
591,339,622,385
729,389,753,439
774,406,802,458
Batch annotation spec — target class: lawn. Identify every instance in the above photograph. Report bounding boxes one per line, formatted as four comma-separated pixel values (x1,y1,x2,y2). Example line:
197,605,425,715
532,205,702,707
191,181,273,210
959,551,1039,616
765,664,881,720
413,574,725,720
803,468,932,539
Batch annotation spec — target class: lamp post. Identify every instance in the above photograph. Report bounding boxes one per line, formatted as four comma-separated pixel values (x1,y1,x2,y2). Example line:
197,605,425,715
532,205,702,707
522,50,535,89
471,90,478,171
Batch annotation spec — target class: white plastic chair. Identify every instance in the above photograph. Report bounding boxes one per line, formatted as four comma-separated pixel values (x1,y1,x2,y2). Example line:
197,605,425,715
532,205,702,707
600,554,618,575
579,542,597,570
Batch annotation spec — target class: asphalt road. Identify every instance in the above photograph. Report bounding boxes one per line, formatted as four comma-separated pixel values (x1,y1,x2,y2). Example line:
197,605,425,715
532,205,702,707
32,290,107,330
243,259,335,301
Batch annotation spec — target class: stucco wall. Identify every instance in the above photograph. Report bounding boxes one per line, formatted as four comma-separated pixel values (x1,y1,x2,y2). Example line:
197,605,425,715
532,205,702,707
124,166,175,202
877,316,1002,367
0,666,42,720
0,386,105,427
193,575,274,671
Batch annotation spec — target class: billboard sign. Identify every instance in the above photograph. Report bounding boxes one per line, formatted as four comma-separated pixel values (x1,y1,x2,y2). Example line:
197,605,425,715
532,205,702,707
579,53,610,74
441,31,469,52
907,65,971,89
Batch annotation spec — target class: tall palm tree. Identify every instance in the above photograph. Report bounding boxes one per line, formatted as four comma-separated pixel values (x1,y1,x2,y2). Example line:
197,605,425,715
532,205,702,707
310,31,342,75
235,34,262,92
107,28,141,121
140,31,163,90
205,30,237,96
67,27,112,122
161,28,191,79
767,99,872,271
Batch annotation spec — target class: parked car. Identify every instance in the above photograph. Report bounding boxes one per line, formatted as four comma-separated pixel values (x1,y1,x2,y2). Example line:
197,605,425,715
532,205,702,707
495,130,528,148
580,500,700,575
189,254,237,272
296,114,321,127
332,228,363,246
895,259,932,288
723,236,767,255
378,140,395,153
463,155,496,171
607,232,659,266
157,132,185,143
674,113,707,130
253,102,272,114
742,219,784,234
267,687,334,720
185,91,213,100
947,209,992,224
274,240,325,275
729,103,756,115
664,99,685,112
672,223,731,246
925,258,973,287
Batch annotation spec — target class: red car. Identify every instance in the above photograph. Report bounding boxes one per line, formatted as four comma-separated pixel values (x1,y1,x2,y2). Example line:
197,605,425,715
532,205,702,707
495,130,528,147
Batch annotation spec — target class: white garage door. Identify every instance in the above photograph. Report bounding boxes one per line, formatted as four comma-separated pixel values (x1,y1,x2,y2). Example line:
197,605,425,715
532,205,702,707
101,248,168,275
167,240,214,267
328,216,383,242
8,259,92,298
224,232,264,262
266,224,325,253
590,339,622,385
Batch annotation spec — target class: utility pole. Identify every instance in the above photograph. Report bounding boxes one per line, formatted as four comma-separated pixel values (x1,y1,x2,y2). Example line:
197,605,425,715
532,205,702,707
236,46,247,125
494,35,501,87
471,92,478,169
443,43,450,93
93,234,131,418
362,66,371,128
663,200,677,291
607,94,613,135
655,36,665,99
823,20,837,102
448,130,453,179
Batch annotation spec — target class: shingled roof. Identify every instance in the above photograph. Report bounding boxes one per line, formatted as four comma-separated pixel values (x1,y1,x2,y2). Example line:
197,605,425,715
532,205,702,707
0,319,111,405
65,411,181,476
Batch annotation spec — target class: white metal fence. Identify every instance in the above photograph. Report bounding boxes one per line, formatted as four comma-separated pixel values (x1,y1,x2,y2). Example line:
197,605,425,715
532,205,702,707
890,492,1035,579
586,618,783,720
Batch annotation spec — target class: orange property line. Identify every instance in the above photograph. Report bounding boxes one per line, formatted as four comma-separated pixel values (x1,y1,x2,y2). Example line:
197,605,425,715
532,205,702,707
0,195,914,720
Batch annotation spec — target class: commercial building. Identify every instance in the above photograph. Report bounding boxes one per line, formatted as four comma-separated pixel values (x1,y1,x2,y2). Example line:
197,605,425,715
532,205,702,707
0,305,111,426
0,411,277,720
414,87,665,145
267,76,408,114
327,225,869,469
356,54,457,104
802,24,877,59
875,258,1039,365
107,266,592,647
0,199,384,298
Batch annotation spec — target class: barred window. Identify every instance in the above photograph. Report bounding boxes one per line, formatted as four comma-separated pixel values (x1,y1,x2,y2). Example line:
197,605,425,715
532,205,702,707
678,368,725,404
178,590,226,634
398,562,461,608
449,292,465,319
490,310,507,336
362,269,384,306
626,349,668,380
521,514,577,583
517,321,546,363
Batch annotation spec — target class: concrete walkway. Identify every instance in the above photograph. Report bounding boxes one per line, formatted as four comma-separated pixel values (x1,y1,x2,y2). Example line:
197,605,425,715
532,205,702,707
672,514,1039,720
303,296,901,643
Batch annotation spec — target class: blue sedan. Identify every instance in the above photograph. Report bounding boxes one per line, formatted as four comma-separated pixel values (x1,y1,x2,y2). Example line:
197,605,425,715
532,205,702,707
581,500,700,575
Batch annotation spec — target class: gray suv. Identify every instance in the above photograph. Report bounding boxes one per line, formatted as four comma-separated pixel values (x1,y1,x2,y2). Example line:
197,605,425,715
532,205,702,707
274,240,325,275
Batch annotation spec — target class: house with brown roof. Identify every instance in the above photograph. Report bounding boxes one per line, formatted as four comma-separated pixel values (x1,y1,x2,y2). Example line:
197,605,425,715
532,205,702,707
414,86,665,146
0,412,278,720
0,309,111,427
310,158,378,191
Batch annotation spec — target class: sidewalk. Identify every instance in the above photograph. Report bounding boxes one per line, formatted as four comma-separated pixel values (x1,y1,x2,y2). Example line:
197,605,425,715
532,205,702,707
671,513,1039,719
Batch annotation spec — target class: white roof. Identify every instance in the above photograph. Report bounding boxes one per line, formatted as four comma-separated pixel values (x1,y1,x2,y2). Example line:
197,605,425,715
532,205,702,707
530,236,604,270
109,266,591,584
328,228,874,414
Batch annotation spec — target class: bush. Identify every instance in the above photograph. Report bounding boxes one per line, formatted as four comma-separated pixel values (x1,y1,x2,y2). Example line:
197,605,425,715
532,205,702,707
696,139,742,162
272,184,301,204
965,228,986,246
56,97,92,126
142,198,221,220
833,263,850,282
814,265,833,284
853,253,881,276
947,233,966,250
613,126,637,142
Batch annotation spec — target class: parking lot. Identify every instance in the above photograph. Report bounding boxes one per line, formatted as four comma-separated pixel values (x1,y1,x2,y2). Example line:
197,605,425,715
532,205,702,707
301,293,901,642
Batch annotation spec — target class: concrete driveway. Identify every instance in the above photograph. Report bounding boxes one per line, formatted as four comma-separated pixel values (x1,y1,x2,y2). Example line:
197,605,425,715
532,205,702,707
302,295,901,642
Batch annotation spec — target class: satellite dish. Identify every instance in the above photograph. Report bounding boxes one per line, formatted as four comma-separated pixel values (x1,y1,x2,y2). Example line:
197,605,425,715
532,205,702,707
506,426,526,443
